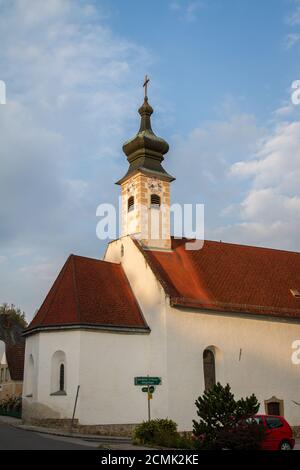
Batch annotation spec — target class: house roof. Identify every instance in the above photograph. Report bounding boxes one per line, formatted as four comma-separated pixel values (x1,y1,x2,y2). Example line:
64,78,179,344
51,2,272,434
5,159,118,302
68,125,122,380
5,342,25,381
135,238,300,320
25,255,149,334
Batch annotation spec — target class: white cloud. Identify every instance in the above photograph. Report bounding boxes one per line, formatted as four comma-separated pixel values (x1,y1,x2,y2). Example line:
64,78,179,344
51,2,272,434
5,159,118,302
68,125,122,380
0,0,151,318
285,33,300,49
169,1,203,22
168,111,265,231
218,119,300,250
287,1,300,26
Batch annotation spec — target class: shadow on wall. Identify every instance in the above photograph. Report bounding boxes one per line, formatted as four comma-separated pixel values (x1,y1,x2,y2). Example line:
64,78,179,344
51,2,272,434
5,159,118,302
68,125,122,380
22,399,61,423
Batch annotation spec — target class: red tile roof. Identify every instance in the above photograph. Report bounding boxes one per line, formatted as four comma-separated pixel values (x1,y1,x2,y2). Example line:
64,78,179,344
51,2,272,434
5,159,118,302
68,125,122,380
26,255,148,334
5,342,25,381
135,238,300,319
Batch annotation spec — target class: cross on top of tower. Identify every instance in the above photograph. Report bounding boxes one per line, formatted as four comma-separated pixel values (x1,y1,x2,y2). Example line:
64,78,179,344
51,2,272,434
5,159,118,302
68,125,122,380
143,75,150,99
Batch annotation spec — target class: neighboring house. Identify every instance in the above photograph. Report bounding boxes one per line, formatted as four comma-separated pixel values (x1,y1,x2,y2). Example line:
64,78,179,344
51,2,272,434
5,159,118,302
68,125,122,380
22,91,300,433
0,343,25,400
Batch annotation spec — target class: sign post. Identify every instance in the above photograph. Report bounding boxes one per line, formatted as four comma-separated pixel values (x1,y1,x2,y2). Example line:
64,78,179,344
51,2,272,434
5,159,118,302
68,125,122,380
134,375,161,422
147,377,151,421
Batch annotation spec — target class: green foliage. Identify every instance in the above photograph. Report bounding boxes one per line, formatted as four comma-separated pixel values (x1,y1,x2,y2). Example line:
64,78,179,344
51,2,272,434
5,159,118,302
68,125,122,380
0,303,27,328
193,382,261,449
134,418,177,445
134,419,196,449
0,395,22,417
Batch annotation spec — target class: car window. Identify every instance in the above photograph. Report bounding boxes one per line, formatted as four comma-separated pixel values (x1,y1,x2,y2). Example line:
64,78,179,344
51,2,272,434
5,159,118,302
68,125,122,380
247,416,263,425
265,417,283,429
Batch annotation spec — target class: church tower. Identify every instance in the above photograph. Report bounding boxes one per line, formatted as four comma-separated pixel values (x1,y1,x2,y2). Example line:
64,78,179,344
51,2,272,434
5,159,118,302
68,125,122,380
116,77,175,250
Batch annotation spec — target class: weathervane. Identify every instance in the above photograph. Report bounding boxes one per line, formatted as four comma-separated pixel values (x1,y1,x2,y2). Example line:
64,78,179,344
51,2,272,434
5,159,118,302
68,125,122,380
143,74,150,99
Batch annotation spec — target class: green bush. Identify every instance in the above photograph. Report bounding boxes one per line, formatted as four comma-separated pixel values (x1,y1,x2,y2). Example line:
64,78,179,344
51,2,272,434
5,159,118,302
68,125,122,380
0,395,22,417
193,382,262,450
134,419,196,449
134,418,177,445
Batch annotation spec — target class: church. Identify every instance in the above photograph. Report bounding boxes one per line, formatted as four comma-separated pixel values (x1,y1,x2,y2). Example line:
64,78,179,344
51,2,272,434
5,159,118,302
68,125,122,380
22,83,300,435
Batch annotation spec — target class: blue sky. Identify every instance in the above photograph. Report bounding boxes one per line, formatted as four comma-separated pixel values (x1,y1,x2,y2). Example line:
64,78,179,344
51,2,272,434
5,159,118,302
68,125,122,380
1,0,300,319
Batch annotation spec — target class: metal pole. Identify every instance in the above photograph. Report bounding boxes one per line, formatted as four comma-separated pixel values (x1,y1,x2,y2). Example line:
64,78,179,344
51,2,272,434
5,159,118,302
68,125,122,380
70,385,80,432
147,375,151,421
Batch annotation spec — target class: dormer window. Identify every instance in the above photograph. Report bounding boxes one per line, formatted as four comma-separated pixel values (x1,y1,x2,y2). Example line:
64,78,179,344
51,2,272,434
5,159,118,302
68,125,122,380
290,289,300,298
150,194,161,208
128,196,134,212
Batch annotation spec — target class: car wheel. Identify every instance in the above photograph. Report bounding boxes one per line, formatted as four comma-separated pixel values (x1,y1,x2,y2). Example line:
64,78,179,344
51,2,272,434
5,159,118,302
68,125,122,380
279,441,292,450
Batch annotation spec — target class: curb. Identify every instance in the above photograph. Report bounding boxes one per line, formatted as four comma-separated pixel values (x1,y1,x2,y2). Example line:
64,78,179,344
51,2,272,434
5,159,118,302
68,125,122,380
12,423,132,444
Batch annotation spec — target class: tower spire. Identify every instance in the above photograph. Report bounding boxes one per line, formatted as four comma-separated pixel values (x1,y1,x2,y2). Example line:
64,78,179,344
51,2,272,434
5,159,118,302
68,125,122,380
116,76,175,185
117,77,174,250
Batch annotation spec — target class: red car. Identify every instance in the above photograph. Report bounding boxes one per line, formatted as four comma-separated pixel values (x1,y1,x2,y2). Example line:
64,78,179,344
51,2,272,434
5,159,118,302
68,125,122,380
254,415,295,450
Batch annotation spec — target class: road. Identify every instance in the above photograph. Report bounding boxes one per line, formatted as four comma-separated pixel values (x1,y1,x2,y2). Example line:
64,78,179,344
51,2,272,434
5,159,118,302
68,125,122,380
0,420,299,451
0,422,93,450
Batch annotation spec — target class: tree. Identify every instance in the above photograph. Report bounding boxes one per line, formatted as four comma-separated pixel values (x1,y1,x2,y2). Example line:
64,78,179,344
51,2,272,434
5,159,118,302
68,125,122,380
0,303,27,328
193,382,263,449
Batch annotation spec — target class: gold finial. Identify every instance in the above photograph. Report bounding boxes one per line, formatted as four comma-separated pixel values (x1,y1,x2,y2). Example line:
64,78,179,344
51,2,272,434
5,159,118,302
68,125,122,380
143,74,150,99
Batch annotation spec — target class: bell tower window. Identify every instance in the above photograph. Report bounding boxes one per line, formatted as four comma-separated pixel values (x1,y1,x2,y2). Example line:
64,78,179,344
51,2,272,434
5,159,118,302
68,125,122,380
128,196,134,212
150,194,161,208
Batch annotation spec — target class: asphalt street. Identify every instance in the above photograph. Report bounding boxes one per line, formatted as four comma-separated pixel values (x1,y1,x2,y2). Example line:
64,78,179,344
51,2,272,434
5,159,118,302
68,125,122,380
0,422,93,450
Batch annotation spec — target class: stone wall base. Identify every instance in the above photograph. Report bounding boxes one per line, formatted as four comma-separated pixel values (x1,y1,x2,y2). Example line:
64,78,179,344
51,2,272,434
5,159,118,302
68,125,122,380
26,420,300,438
25,418,137,437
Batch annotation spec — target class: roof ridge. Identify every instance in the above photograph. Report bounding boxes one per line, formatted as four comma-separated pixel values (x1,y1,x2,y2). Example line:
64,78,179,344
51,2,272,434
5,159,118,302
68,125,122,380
71,255,82,323
70,253,122,266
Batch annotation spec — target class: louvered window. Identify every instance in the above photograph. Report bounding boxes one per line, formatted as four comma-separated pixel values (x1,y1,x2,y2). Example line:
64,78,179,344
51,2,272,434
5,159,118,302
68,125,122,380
128,196,134,212
150,194,161,207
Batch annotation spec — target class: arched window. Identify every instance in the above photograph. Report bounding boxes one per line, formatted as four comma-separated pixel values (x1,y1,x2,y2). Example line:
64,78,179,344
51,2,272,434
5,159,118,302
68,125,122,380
203,348,216,391
150,194,161,208
51,351,66,395
128,196,134,212
59,364,65,392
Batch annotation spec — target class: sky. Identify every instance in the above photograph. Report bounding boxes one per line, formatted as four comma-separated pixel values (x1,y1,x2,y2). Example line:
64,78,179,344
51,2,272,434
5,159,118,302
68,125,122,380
1,0,300,320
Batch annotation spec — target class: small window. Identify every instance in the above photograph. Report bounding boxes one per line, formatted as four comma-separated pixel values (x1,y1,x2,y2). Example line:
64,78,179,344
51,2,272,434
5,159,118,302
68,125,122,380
5,367,9,382
128,196,134,212
121,244,124,257
266,417,283,429
59,364,65,392
150,194,161,207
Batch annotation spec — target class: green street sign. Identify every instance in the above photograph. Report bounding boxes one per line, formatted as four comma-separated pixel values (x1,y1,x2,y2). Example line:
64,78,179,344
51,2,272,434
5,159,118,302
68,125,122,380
134,376,162,386
142,386,155,393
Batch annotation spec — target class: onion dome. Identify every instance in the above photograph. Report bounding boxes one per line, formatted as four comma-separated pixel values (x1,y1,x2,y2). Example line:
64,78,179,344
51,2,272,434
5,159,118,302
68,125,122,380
116,95,175,185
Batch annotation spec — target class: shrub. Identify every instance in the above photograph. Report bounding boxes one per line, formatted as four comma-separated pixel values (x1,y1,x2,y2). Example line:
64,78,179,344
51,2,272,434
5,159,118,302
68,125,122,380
134,419,196,449
0,395,22,414
214,421,266,450
134,418,177,445
193,383,261,450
